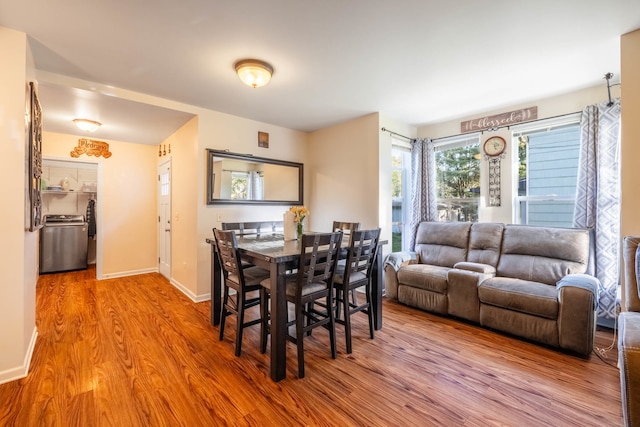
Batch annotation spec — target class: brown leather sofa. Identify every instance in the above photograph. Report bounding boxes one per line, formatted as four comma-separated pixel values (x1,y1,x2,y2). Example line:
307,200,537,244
619,236,640,426
384,221,599,356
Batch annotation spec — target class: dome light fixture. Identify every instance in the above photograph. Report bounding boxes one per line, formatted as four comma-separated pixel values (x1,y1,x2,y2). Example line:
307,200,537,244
73,118,102,132
234,59,273,88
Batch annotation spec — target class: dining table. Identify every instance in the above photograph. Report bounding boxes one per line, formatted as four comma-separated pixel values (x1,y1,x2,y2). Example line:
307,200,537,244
206,232,386,382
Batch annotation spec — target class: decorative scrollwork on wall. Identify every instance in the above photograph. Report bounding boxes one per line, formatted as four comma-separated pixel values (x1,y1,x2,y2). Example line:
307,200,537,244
27,82,43,231
484,152,505,207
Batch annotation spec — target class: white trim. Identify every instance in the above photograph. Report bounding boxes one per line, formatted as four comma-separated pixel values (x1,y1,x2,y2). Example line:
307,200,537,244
511,113,581,135
170,278,210,303
433,132,481,150
0,327,38,385
100,267,157,279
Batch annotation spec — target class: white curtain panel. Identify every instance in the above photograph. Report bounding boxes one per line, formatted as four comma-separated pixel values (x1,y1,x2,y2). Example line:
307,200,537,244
573,99,621,320
409,138,438,250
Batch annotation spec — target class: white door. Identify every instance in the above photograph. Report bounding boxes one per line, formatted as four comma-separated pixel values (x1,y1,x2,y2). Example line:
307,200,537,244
158,160,171,279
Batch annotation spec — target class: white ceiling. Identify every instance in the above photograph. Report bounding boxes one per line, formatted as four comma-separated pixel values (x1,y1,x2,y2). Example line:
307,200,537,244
1,1,639,145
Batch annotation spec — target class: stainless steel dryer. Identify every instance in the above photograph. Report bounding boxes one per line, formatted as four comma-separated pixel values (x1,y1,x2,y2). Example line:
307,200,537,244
40,214,88,273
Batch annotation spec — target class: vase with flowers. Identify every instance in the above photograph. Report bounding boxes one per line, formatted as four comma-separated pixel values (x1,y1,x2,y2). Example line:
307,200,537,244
289,206,310,240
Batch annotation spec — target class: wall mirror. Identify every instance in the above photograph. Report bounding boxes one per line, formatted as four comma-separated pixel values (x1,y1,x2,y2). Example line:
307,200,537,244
206,149,303,205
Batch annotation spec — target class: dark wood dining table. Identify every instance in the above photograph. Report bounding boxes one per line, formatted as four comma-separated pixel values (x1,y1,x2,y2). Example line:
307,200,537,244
206,232,385,382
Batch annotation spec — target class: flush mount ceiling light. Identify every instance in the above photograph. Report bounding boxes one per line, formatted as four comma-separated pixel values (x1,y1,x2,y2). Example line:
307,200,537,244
73,118,102,132
234,59,273,88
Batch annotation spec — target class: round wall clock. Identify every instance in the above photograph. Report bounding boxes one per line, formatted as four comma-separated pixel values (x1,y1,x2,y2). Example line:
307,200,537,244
483,136,506,157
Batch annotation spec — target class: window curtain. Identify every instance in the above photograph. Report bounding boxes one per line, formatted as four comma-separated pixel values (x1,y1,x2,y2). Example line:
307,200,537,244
248,171,263,200
573,99,621,321
409,138,438,250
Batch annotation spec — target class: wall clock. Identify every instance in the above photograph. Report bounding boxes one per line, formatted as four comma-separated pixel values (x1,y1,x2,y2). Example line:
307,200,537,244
482,136,506,207
483,136,506,157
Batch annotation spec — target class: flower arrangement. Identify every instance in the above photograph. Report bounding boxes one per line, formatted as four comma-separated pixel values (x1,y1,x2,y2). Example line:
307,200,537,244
289,206,309,239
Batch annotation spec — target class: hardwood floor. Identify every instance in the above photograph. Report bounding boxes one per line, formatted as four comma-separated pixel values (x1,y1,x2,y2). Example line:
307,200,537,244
0,268,622,426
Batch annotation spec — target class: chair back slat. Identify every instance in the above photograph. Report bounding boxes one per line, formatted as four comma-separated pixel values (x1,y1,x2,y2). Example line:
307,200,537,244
297,232,343,289
221,221,284,236
344,228,381,282
213,228,244,281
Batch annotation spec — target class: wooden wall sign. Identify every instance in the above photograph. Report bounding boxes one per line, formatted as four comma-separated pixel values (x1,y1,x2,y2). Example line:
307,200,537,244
461,106,537,133
71,138,112,158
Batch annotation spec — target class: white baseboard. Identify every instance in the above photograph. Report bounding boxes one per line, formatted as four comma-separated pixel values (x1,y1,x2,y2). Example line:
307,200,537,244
0,327,38,385
170,278,210,303
99,267,157,280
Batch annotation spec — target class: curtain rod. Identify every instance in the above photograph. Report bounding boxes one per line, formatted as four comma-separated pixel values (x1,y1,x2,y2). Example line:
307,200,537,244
431,110,582,142
381,127,415,142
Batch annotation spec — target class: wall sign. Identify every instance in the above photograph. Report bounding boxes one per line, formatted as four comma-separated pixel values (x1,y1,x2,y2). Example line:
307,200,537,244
27,82,43,231
71,138,112,158
461,106,537,133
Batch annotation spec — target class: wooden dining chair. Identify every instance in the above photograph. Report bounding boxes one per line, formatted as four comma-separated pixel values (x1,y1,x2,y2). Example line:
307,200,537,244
333,228,381,354
260,231,343,378
332,221,361,303
213,228,270,357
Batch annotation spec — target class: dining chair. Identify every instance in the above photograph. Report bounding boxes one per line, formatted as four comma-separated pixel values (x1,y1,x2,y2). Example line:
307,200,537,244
332,221,361,304
260,231,343,378
333,228,381,354
213,228,270,357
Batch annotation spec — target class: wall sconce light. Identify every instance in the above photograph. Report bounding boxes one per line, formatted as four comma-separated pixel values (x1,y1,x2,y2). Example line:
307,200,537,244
234,59,273,88
158,144,171,157
73,118,102,132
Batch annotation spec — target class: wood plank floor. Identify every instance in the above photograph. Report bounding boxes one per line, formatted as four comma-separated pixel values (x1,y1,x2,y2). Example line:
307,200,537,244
0,267,622,426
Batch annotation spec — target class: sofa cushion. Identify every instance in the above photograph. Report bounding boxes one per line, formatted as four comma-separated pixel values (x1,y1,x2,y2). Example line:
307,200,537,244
397,264,449,294
478,277,558,319
497,225,590,285
414,222,471,267
467,222,504,267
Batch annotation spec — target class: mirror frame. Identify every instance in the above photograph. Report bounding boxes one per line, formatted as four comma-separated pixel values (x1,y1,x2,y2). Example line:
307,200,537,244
206,149,304,205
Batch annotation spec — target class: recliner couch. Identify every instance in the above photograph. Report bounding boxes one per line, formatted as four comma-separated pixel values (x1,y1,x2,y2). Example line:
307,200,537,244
384,221,598,356
619,236,640,426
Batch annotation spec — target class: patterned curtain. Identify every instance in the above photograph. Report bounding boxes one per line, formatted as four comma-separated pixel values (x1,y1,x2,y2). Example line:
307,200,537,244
573,99,621,320
409,138,438,250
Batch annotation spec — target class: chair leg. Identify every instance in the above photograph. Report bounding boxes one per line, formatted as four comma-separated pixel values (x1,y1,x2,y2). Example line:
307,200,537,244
335,288,342,320
366,285,374,340
296,301,306,378
343,288,353,354
235,292,245,357
328,292,337,359
260,288,269,354
219,286,229,341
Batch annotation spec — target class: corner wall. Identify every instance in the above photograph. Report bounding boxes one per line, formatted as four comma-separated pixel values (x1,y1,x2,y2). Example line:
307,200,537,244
621,29,640,239
0,27,37,384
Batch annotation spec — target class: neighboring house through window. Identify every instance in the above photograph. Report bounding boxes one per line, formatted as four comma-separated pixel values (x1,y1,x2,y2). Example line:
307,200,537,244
512,114,581,227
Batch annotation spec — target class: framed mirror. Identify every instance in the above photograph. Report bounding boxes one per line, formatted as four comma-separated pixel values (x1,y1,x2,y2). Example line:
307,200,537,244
206,149,303,205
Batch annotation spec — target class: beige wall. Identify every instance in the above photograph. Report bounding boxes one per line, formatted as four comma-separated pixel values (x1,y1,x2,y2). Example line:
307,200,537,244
161,117,199,298
0,27,37,383
418,84,620,224
196,111,308,297
43,132,158,278
621,29,640,239
307,113,382,232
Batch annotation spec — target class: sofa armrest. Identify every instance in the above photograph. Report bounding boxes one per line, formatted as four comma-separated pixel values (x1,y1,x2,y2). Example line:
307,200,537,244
556,274,599,308
619,312,640,426
453,261,496,275
556,274,599,355
383,251,417,300
384,251,418,271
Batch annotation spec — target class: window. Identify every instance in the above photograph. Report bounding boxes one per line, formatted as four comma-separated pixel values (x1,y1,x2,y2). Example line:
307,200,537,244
391,141,411,251
513,115,581,227
434,134,481,222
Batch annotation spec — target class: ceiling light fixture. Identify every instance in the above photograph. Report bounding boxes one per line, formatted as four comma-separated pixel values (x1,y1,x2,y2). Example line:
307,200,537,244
234,59,273,88
73,118,102,132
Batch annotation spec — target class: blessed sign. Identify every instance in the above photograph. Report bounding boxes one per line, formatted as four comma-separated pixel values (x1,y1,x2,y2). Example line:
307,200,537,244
461,107,537,133
71,138,112,158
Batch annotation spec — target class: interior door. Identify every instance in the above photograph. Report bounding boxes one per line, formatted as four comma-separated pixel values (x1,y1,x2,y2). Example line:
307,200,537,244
158,160,171,279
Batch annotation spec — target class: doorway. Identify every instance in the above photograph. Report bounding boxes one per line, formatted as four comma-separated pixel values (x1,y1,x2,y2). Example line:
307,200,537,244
158,160,172,279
